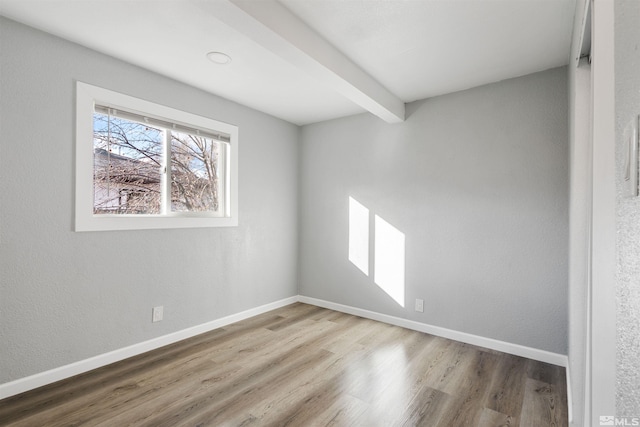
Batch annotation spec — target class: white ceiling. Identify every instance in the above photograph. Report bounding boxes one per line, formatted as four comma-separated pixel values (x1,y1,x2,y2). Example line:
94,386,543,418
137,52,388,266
0,0,576,125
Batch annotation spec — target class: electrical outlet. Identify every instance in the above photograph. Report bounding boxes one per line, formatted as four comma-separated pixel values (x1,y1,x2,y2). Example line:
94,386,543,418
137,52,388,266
152,306,163,322
415,299,424,313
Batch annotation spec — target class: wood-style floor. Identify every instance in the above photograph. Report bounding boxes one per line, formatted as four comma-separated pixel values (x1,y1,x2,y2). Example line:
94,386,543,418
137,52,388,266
0,303,567,426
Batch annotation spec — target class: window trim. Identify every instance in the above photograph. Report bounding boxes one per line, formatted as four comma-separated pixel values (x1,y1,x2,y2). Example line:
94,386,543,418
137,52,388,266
75,81,239,231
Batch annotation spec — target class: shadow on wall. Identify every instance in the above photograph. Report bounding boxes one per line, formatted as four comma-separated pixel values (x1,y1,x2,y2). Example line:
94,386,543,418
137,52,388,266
348,196,405,307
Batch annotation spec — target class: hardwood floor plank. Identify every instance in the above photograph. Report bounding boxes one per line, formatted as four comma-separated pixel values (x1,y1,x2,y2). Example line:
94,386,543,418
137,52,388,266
0,303,568,427
315,316,377,355
102,323,340,426
11,355,232,427
226,326,417,425
477,407,518,427
0,327,240,426
0,325,232,424
434,349,501,427
394,385,451,427
155,349,336,427
345,329,423,404
483,353,528,423
311,394,370,427
347,333,438,424
252,368,355,427
525,359,563,385
421,341,476,395
520,378,568,427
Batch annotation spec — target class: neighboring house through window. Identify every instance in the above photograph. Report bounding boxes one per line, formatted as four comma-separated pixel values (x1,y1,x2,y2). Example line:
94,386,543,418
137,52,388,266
75,82,239,231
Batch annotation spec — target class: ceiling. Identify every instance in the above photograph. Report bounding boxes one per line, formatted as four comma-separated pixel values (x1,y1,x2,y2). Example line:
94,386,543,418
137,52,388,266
0,0,577,126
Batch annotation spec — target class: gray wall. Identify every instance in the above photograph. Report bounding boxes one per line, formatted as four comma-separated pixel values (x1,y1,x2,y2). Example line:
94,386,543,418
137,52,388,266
615,0,640,415
299,67,569,354
0,17,299,383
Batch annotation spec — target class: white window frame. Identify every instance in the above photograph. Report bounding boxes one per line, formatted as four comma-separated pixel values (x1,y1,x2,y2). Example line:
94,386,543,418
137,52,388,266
75,81,239,231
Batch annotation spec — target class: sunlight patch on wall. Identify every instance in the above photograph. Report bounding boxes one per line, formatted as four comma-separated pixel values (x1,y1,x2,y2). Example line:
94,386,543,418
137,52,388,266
374,215,405,307
348,197,369,276
348,196,406,307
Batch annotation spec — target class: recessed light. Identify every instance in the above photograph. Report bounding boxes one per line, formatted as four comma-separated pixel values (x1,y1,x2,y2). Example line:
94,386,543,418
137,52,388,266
206,51,232,65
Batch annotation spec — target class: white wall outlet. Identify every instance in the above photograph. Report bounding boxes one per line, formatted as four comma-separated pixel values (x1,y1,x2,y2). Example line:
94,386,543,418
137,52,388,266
152,306,163,322
415,299,424,313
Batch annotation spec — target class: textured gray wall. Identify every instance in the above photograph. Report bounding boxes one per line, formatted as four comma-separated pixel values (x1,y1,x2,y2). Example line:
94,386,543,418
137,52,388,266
615,0,640,415
299,67,569,354
0,18,299,383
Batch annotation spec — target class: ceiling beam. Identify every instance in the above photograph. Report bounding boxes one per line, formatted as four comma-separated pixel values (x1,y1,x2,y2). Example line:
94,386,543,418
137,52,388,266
203,0,405,123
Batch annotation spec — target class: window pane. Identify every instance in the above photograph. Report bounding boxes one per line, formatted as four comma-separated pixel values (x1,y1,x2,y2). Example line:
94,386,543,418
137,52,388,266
170,131,220,213
93,113,162,214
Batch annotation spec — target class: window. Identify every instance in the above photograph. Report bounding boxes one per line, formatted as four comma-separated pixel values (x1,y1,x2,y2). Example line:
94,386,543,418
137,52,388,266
76,82,238,231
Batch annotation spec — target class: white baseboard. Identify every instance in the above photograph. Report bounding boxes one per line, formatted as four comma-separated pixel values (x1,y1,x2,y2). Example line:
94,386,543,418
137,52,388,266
1,294,570,401
298,295,569,368
0,296,298,400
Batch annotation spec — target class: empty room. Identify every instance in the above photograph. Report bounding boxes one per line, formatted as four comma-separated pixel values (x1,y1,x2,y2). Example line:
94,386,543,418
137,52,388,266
0,0,637,426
